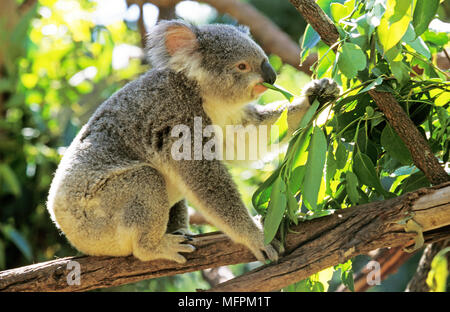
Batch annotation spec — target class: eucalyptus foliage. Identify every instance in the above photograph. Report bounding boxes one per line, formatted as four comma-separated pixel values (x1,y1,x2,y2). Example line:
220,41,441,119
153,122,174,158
258,0,449,291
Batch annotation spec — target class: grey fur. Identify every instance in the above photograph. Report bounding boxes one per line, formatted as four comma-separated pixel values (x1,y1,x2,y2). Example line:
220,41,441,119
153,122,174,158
47,20,339,263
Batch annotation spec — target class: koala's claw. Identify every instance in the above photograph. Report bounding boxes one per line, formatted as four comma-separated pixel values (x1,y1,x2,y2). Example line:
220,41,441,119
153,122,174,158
304,78,341,107
163,234,196,263
171,228,194,241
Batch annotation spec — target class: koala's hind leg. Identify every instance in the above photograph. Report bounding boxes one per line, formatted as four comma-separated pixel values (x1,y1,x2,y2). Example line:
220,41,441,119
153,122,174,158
121,167,195,263
167,199,191,236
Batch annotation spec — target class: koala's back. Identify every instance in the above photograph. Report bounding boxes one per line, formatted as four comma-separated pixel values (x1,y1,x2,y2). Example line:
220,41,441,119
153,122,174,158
47,69,203,239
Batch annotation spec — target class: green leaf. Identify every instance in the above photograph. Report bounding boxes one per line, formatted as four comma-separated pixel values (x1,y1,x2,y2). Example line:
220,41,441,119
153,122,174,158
352,151,390,197
422,31,449,46
301,25,321,62
325,147,337,195
412,0,440,37
377,0,412,52
302,126,327,211
298,100,320,130
435,92,450,107
336,260,355,291
252,167,282,212
261,83,294,102
335,144,348,169
360,77,383,93
290,125,313,169
337,43,367,79
263,177,287,244
380,124,412,165
331,0,355,22
426,247,450,292
0,164,21,196
346,171,360,204
287,185,299,225
270,108,289,144
390,60,410,86
397,171,430,194
0,224,33,261
289,165,306,193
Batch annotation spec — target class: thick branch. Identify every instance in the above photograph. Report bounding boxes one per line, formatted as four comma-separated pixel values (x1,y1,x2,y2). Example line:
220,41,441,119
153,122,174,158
207,183,450,292
289,0,339,48
0,183,448,292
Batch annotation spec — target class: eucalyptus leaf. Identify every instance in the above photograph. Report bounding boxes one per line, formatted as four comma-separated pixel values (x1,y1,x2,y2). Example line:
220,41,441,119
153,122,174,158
378,0,412,52
337,43,367,79
303,126,327,211
412,0,440,37
353,151,390,197
261,83,294,102
381,124,412,165
263,177,287,244
270,108,289,144
346,171,360,205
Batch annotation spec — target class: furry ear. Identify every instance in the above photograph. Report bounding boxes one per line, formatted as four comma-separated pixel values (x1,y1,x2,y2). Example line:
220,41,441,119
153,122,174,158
165,24,197,56
235,24,250,36
145,20,198,69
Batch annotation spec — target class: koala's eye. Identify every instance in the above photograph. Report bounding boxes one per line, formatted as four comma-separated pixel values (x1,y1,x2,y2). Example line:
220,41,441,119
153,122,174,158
236,62,250,72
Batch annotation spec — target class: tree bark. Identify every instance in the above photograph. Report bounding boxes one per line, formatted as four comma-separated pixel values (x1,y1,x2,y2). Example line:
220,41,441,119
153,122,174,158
1,183,448,292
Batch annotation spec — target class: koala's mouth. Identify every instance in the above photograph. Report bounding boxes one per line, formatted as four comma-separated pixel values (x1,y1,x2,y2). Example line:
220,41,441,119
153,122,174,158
252,83,268,95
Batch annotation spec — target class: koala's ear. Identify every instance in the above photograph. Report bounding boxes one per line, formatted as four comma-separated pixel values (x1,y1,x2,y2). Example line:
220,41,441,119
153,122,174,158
145,20,198,69
235,24,250,36
165,24,198,56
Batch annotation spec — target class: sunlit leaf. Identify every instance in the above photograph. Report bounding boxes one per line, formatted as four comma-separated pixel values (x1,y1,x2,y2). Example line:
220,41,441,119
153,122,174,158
337,42,367,79
378,0,412,52
426,247,450,292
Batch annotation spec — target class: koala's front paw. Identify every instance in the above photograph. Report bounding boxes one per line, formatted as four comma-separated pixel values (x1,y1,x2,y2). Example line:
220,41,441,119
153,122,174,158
303,78,340,107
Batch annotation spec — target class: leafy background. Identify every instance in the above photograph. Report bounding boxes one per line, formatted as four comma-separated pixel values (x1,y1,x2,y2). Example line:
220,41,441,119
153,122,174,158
0,0,448,291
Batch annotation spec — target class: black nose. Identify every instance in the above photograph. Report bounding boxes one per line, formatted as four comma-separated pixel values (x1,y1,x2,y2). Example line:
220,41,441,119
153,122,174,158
261,60,276,85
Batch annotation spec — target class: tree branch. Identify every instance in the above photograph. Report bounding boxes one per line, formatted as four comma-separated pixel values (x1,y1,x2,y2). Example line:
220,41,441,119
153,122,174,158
0,183,448,292
206,183,450,292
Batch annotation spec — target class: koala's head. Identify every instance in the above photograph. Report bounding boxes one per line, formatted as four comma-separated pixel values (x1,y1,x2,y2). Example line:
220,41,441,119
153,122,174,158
146,20,276,105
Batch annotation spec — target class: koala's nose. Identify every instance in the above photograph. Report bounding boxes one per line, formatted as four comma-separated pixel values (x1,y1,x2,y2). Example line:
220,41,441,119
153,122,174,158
261,59,276,85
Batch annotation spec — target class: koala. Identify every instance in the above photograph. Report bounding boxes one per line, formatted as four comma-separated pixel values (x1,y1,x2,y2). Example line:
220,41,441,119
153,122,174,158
47,20,340,264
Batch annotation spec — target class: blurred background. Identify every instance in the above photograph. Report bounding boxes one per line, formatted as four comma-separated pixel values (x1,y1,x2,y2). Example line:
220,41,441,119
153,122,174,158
0,0,448,291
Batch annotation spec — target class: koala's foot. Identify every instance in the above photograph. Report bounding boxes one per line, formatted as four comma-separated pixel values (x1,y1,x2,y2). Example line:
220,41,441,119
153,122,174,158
303,78,340,106
133,233,195,263
247,237,280,263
